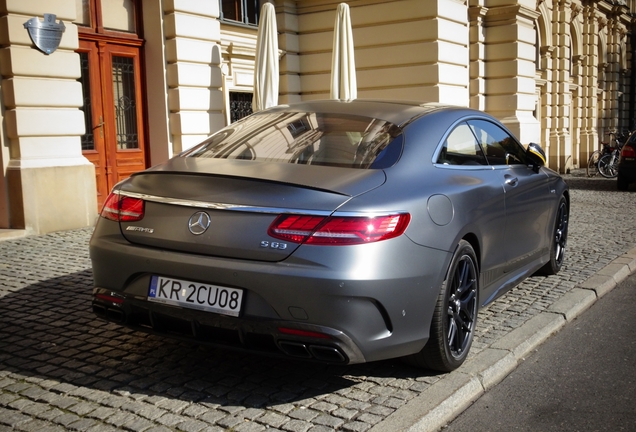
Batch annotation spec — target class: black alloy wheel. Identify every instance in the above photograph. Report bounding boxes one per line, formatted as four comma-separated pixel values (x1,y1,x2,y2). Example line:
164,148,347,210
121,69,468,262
553,198,568,268
536,195,568,276
444,248,478,360
407,240,479,371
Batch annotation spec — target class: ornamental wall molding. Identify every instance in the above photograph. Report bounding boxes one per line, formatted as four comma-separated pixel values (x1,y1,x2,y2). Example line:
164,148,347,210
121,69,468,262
482,4,540,25
540,45,555,57
467,5,488,21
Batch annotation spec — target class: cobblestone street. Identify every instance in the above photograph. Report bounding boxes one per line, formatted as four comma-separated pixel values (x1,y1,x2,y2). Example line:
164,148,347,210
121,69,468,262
1,174,635,432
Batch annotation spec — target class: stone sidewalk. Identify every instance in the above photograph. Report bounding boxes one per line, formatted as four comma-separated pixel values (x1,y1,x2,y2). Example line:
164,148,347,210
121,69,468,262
1,173,635,432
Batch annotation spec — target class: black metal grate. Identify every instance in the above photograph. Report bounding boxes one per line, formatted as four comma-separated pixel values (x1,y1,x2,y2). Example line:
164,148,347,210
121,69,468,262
112,56,139,150
229,92,253,123
79,52,95,151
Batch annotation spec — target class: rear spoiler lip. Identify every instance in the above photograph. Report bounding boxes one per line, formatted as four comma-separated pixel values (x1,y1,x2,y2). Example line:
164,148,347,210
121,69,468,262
129,169,351,198
115,189,406,218
113,189,335,216
132,156,388,198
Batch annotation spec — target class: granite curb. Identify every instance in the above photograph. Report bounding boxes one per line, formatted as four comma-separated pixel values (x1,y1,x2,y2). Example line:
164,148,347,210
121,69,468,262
369,247,636,432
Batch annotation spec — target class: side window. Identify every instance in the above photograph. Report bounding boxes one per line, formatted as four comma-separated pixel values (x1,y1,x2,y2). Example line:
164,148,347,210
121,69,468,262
468,119,528,165
437,122,487,166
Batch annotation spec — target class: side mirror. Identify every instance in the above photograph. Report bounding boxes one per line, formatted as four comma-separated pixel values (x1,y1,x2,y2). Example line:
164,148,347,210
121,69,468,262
526,142,546,171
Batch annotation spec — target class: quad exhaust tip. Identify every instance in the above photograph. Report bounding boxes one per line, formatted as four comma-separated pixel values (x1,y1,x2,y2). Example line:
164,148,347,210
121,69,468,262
92,303,125,322
93,301,348,364
278,340,347,363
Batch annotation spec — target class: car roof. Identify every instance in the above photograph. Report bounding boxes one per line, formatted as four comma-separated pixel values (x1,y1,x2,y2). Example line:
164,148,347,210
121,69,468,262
259,99,473,127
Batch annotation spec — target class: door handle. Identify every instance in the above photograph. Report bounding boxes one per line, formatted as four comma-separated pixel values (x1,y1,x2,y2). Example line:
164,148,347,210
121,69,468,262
93,115,104,138
505,176,518,187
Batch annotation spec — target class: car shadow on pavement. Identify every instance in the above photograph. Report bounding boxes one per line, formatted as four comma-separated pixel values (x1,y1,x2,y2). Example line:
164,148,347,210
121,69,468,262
0,270,442,413
565,175,631,192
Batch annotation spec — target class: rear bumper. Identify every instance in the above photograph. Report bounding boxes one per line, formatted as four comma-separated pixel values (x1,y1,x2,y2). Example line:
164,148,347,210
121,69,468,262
90,219,450,364
618,159,636,182
92,289,360,363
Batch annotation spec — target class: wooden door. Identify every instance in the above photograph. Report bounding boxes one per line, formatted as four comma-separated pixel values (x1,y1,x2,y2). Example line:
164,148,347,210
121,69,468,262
79,40,147,209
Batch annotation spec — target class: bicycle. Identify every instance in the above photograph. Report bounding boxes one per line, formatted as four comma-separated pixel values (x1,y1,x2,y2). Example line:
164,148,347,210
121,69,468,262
586,149,601,177
587,131,628,178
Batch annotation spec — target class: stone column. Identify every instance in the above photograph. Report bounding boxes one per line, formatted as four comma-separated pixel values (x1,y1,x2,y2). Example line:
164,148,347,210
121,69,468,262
483,2,541,145
579,2,599,164
276,0,301,104
0,75,8,228
571,54,583,167
429,0,470,105
142,1,172,167
548,0,573,173
0,0,97,233
469,2,488,111
606,16,627,133
597,61,609,136
538,45,554,162
606,18,620,133
164,0,224,153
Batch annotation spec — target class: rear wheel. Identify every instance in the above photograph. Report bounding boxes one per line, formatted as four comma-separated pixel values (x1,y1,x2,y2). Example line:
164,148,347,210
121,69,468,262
407,240,478,372
536,195,568,276
598,153,619,178
617,174,629,191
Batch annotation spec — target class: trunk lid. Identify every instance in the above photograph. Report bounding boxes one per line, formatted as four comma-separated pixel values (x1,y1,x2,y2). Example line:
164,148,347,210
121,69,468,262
118,157,385,261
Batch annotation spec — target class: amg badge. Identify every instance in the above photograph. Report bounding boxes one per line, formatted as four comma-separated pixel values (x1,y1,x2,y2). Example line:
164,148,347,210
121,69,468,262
125,226,154,234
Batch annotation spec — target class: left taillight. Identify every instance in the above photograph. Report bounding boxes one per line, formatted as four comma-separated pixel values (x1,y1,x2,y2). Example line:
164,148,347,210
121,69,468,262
100,192,145,222
621,145,636,158
268,213,410,245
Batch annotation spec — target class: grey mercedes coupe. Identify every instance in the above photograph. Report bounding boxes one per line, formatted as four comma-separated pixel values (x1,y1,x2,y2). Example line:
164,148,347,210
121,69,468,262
90,100,569,372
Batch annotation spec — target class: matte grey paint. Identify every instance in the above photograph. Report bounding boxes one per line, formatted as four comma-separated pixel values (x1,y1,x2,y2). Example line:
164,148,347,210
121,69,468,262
89,100,568,365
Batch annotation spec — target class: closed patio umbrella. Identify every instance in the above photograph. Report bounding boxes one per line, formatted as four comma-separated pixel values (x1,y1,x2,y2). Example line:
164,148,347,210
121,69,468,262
252,2,279,112
330,3,357,101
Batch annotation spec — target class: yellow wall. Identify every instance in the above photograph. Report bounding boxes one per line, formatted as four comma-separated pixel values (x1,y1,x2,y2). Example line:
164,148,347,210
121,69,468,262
0,0,633,232
0,0,96,233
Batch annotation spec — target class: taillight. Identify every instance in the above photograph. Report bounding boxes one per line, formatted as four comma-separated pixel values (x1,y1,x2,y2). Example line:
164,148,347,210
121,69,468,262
621,145,636,158
267,215,325,243
100,192,145,222
268,213,410,245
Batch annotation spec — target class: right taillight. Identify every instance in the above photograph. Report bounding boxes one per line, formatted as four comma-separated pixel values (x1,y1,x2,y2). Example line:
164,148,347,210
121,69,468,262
621,145,636,158
268,213,410,245
100,192,145,222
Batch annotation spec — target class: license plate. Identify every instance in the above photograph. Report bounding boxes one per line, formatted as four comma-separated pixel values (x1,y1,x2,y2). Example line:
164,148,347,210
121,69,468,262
148,276,243,317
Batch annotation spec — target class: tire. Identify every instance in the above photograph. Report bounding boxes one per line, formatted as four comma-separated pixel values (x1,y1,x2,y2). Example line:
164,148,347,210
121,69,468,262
406,240,479,372
598,153,619,178
586,151,600,177
617,174,629,191
535,196,568,276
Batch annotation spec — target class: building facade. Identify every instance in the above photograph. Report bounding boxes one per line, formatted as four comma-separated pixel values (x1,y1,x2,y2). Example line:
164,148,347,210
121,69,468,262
0,0,633,234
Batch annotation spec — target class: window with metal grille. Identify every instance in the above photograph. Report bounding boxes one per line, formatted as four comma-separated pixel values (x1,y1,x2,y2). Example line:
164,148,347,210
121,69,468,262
79,52,95,151
220,0,259,25
229,92,254,123
112,56,139,150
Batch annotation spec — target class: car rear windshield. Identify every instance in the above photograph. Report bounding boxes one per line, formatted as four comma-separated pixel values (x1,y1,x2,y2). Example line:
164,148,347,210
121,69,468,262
181,112,404,169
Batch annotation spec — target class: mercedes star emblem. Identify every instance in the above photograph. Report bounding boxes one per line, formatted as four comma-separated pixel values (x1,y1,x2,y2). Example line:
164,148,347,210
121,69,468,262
188,211,211,235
